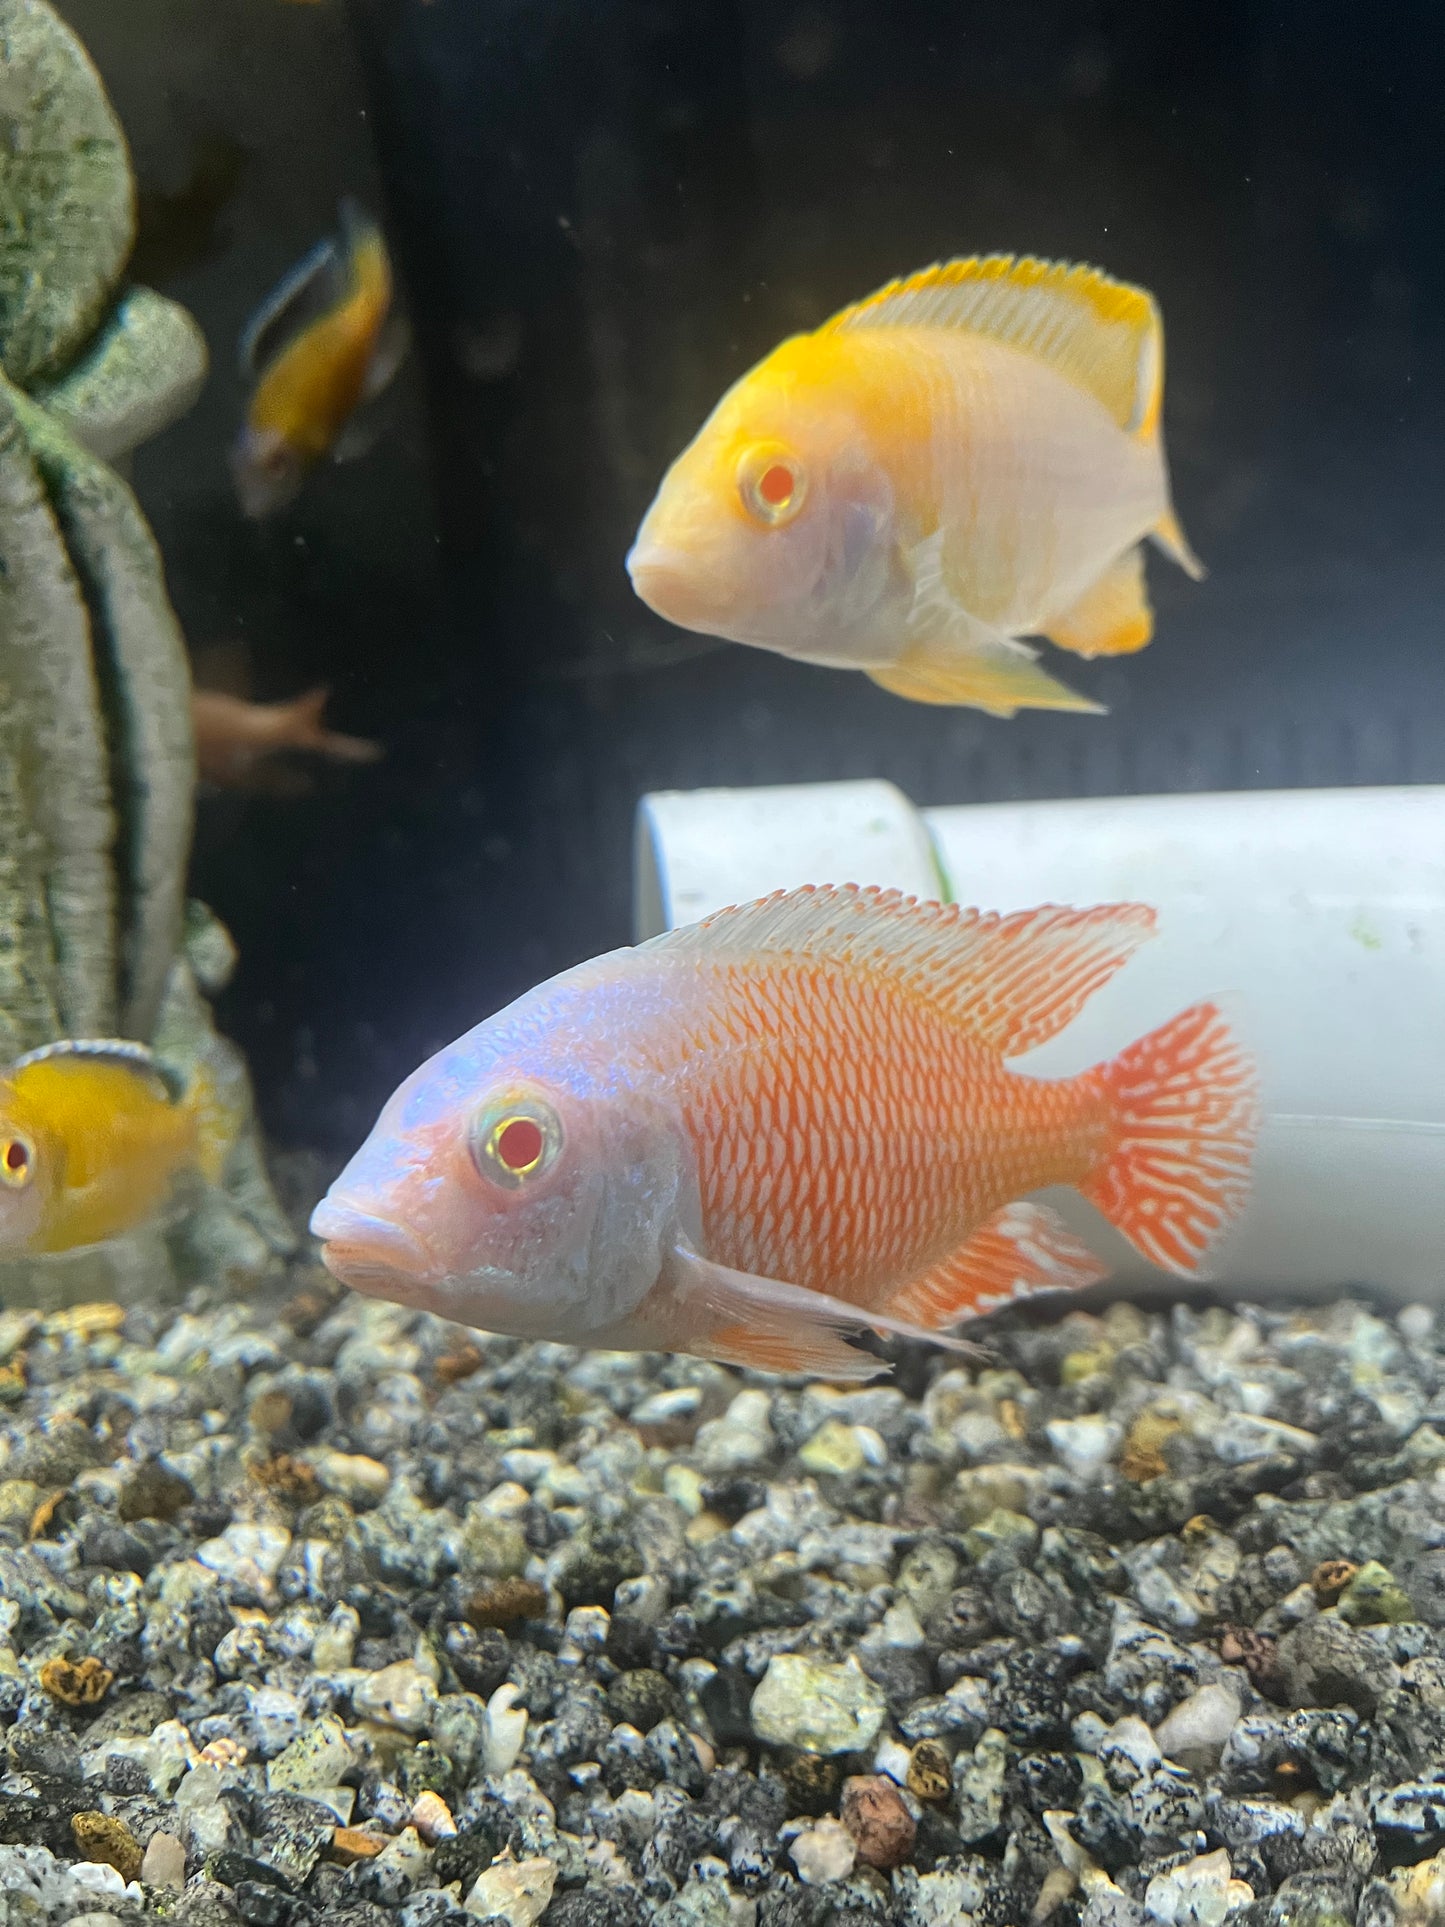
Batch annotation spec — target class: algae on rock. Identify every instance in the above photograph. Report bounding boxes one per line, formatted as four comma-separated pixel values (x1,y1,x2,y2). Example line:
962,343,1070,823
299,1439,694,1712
0,0,293,1301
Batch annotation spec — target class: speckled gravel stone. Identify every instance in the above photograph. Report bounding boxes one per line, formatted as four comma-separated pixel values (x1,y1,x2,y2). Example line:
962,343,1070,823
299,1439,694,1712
3,1282,1445,1923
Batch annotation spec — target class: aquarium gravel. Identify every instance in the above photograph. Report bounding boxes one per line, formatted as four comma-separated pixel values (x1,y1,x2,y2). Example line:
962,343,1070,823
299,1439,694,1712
5,1281,1445,1926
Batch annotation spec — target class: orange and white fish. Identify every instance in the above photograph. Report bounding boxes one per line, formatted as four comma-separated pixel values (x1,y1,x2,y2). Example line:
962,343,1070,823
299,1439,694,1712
0,1040,228,1256
193,686,382,789
627,255,1202,717
232,201,406,519
311,886,1256,1379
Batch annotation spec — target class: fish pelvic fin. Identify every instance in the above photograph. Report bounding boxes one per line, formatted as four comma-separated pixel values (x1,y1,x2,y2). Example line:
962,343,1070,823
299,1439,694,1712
1079,1002,1258,1273
826,254,1163,437
872,531,1104,714
654,1242,983,1381
647,887,1158,1058
887,1202,1109,1328
1043,546,1154,659
868,640,1102,715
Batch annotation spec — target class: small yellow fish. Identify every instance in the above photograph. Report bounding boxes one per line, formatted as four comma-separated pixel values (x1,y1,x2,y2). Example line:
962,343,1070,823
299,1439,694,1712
628,255,1202,716
232,201,405,518
0,1041,228,1256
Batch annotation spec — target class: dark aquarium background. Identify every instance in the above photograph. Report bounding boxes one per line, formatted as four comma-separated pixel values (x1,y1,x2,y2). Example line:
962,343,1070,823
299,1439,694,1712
62,0,1445,1154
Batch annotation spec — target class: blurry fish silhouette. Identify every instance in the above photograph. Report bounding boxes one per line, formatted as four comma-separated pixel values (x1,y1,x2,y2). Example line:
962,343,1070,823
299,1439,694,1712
0,1041,229,1256
628,255,1202,716
193,686,382,790
312,886,1256,1379
233,200,407,518
131,128,250,288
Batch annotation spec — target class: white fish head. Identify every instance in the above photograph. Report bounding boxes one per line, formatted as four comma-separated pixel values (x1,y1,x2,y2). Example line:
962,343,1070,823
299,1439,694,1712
627,354,901,659
230,424,308,520
310,976,689,1342
0,1105,49,1254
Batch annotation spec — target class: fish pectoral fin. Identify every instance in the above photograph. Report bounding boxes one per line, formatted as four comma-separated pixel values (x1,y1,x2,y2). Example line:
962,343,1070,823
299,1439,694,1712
663,1242,983,1381
887,1202,1109,1329
1043,547,1154,659
362,313,411,404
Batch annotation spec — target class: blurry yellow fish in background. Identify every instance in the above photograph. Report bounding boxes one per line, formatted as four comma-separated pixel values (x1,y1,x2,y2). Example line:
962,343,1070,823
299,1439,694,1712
233,200,407,519
628,255,1203,716
0,1041,229,1257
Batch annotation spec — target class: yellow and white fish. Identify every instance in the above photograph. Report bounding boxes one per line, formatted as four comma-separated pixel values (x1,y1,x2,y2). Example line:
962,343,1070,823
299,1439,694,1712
232,200,406,519
627,254,1202,716
0,1040,228,1256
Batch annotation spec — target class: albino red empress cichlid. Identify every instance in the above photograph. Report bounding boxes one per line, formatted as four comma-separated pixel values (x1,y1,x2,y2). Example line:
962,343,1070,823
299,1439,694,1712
311,886,1256,1379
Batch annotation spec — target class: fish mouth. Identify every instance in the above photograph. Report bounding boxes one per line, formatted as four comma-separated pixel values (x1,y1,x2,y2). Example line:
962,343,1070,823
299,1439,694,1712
626,539,725,631
310,1196,438,1287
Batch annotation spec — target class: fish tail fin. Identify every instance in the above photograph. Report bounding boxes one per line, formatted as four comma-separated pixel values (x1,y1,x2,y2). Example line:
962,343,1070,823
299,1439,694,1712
184,1062,232,1187
1126,306,1204,582
284,687,383,764
1078,1002,1257,1274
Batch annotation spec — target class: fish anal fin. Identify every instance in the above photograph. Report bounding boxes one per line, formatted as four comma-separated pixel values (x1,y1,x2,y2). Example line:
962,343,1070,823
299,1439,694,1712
1044,547,1153,659
889,1202,1109,1328
826,254,1161,437
647,888,1158,1057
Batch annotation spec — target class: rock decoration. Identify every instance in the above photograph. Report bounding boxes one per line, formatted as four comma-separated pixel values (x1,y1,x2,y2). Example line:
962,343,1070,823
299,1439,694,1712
0,0,291,1298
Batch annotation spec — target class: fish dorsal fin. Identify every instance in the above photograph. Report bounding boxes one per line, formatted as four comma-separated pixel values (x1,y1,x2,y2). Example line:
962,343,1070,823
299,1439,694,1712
10,1038,186,1103
646,884,1155,1056
825,255,1163,438
239,232,346,378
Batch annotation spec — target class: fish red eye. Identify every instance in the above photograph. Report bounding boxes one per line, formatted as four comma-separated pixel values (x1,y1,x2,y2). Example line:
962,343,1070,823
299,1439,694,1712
495,1117,544,1172
0,1137,31,1188
759,462,795,508
471,1094,563,1188
738,445,807,526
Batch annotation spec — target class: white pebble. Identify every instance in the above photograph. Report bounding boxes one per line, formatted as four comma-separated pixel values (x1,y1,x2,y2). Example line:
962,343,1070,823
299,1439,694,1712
411,1790,458,1842
1046,1414,1123,1478
789,1818,856,1886
1145,1847,1253,1925
195,1522,292,1593
464,1853,558,1924
1154,1684,1242,1771
483,1683,529,1774
139,1832,185,1890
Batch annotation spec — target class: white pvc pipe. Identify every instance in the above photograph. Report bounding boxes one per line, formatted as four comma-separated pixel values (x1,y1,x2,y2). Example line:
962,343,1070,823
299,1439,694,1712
633,780,1445,1299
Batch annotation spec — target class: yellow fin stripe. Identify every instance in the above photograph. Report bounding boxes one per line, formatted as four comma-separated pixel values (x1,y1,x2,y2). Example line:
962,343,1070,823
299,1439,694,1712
824,253,1162,438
